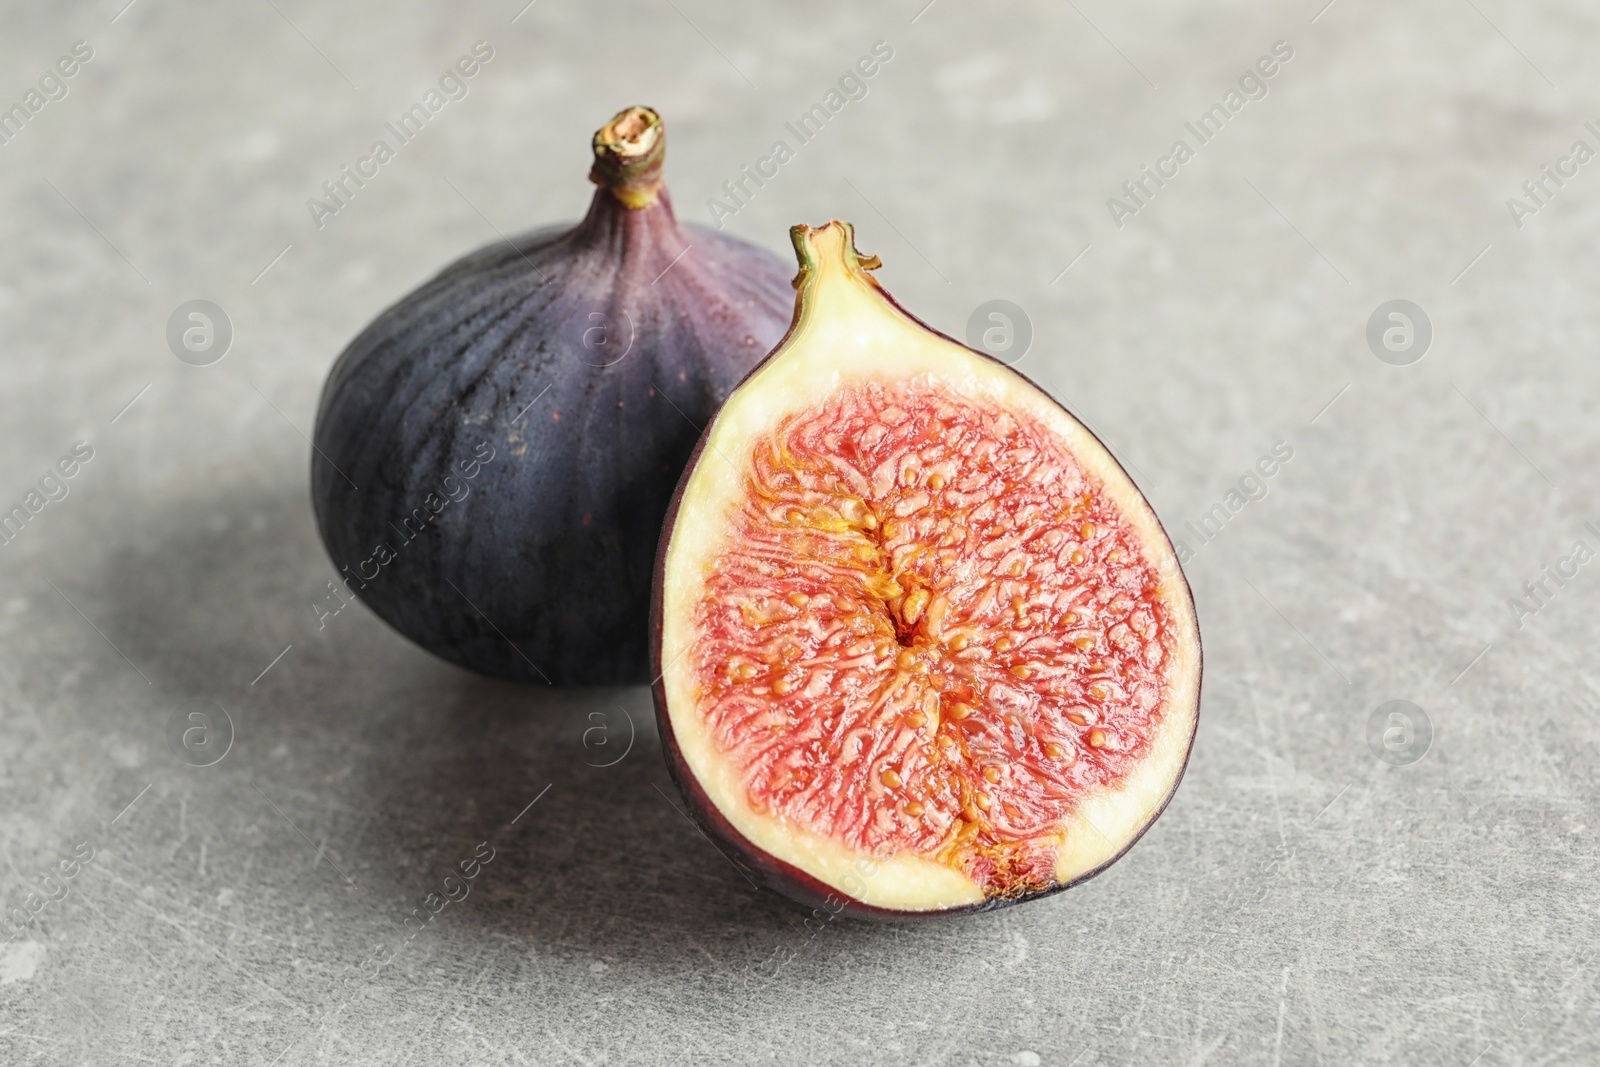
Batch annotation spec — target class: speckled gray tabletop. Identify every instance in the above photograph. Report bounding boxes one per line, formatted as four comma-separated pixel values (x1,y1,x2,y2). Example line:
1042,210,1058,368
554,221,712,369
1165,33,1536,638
1,1,1596,1064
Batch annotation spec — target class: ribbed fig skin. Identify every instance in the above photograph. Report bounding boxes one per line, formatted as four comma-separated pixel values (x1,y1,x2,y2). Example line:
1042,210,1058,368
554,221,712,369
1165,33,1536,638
311,189,793,685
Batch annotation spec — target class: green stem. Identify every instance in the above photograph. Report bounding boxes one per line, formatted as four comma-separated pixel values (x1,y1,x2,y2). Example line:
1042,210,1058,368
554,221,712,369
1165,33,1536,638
788,221,881,289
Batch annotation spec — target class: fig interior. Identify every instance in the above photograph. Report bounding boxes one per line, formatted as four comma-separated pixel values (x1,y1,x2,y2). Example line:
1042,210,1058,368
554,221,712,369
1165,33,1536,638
655,222,1200,914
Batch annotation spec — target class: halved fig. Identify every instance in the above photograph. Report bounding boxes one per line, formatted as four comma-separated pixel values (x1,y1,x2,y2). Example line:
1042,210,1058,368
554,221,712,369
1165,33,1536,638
652,221,1201,917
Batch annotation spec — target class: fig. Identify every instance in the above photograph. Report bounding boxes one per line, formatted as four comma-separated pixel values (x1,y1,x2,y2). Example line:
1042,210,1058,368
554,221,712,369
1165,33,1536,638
653,221,1201,916
311,107,793,685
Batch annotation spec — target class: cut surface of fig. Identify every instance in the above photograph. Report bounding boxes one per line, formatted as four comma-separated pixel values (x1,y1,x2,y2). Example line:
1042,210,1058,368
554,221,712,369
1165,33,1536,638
654,221,1200,915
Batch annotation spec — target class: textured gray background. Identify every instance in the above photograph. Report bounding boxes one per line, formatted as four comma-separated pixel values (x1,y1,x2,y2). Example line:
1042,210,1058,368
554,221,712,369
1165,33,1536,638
1,0,1595,1063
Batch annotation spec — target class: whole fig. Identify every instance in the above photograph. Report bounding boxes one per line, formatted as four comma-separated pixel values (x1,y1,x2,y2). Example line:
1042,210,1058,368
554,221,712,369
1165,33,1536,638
312,107,793,685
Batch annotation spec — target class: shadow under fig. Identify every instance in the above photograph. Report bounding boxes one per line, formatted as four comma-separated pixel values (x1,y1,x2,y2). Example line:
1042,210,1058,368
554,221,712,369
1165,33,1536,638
354,673,924,980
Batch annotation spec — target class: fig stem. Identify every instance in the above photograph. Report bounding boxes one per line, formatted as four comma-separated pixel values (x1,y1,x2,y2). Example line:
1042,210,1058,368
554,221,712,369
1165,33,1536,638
590,106,666,209
789,221,882,290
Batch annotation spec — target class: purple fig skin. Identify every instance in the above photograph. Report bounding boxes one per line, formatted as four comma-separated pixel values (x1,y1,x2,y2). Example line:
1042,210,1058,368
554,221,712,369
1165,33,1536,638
650,222,1202,919
311,110,793,686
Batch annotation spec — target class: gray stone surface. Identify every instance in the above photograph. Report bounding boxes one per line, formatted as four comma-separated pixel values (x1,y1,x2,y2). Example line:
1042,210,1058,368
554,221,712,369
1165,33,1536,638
1,0,1596,1063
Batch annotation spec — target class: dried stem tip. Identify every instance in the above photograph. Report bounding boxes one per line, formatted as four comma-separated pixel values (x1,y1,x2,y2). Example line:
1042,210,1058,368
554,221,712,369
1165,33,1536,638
590,106,666,209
